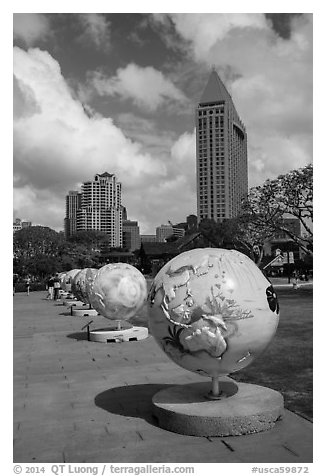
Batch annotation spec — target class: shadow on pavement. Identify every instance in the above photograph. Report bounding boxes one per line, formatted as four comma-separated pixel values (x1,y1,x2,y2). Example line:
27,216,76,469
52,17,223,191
94,384,170,426
66,331,89,341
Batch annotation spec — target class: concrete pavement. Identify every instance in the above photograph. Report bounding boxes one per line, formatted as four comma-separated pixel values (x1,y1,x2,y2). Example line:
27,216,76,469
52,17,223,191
13,291,313,463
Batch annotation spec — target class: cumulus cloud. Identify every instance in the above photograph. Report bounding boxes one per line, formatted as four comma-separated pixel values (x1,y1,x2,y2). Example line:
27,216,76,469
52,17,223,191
13,13,51,46
13,13,313,233
78,13,111,51
89,63,188,111
154,13,269,59
125,131,196,232
115,112,177,158
13,47,195,232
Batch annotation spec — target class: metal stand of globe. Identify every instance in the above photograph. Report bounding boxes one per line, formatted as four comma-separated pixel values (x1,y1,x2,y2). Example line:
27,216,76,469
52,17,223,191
148,248,284,437
88,263,149,344
207,376,222,400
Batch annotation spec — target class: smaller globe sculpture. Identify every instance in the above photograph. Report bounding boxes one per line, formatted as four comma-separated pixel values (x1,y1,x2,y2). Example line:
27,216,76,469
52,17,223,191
57,272,68,299
70,268,99,317
61,269,81,304
88,263,148,342
71,269,87,302
84,268,98,303
62,269,81,293
148,248,283,436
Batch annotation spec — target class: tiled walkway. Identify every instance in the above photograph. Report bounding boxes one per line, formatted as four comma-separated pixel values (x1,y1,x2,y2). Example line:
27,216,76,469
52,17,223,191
13,292,313,463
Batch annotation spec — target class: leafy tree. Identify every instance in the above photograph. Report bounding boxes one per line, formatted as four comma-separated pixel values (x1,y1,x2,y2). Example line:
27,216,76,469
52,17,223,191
14,226,64,259
198,219,230,248
223,216,276,266
241,164,313,255
14,227,66,278
68,230,110,251
197,217,275,266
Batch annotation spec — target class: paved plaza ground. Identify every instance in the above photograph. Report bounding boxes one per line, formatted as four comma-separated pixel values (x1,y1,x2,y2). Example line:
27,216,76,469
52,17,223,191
13,287,313,463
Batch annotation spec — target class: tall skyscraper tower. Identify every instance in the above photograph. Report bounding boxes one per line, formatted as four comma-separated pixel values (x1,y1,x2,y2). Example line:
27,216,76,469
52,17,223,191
76,172,123,247
64,191,82,239
196,69,248,223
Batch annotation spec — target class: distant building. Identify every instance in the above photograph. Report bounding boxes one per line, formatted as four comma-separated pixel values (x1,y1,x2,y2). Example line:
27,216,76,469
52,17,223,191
156,224,174,242
171,226,185,238
121,206,128,221
139,231,217,275
141,235,157,243
263,217,303,263
196,69,248,223
64,191,82,239
13,218,32,233
63,172,123,247
122,220,141,252
186,214,198,231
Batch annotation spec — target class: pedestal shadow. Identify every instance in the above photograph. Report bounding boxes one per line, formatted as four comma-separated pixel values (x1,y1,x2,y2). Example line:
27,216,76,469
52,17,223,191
95,384,170,426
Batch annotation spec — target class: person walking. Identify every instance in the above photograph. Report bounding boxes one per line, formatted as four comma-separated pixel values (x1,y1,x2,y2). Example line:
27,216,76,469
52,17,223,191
53,273,61,301
26,276,31,296
292,270,299,290
46,275,55,300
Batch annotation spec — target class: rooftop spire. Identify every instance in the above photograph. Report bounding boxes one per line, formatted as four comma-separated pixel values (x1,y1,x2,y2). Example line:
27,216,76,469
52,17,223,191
199,69,231,105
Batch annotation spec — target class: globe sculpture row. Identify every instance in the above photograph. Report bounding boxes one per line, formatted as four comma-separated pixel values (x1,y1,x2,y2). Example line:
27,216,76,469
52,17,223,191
58,249,279,380
58,263,148,330
57,248,282,435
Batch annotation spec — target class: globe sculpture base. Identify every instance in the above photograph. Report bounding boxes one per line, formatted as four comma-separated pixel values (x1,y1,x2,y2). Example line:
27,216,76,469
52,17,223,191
71,307,99,317
89,323,148,343
152,377,284,437
64,300,85,307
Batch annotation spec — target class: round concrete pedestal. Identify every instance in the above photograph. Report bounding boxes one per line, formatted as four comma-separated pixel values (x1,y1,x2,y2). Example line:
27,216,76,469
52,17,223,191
71,307,99,317
89,325,148,343
64,300,85,307
152,378,284,437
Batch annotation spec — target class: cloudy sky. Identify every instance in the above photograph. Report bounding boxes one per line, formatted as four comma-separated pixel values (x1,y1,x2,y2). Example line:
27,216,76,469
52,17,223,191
13,12,313,234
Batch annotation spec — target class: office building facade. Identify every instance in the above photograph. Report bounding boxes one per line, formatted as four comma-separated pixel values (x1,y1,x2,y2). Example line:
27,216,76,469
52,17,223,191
196,69,248,222
122,220,141,252
64,191,82,239
156,224,173,242
141,235,157,243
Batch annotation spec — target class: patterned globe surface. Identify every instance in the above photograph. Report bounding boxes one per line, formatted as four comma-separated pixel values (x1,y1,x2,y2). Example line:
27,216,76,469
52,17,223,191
71,269,88,303
148,248,280,378
84,268,98,304
61,269,81,292
89,263,147,320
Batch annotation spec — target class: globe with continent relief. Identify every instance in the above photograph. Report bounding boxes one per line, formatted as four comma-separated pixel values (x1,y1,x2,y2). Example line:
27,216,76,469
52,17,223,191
148,248,280,378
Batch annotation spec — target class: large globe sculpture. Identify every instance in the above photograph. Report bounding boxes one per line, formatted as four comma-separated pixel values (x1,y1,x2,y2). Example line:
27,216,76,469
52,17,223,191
148,248,280,386
89,263,147,321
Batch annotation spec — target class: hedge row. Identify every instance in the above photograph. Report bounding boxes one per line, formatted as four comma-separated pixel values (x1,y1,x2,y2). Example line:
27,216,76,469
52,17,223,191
14,283,47,293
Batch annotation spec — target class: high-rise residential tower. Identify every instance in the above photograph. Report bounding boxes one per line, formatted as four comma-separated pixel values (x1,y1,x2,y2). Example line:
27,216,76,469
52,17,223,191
75,172,123,247
196,69,248,223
